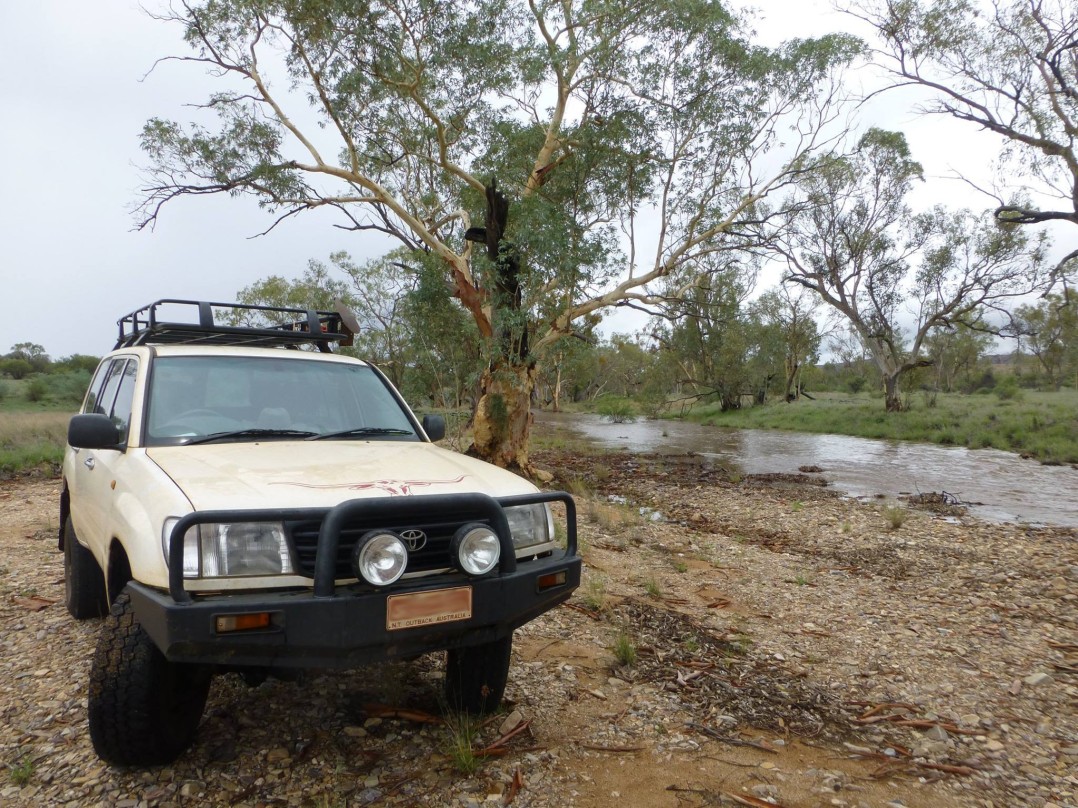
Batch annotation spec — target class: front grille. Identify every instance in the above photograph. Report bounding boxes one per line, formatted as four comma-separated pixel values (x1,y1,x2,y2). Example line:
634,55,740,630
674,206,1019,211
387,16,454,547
287,512,492,578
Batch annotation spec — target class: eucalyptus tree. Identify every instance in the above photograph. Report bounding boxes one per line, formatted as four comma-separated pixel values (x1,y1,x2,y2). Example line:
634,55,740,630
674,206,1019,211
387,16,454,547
1015,292,1078,389
329,251,426,390
922,319,994,393
754,285,823,401
779,128,1049,411
852,0,1078,281
233,260,350,320
234,252,483,402
137,0,860,471
651,259,764,410
532,314,600,412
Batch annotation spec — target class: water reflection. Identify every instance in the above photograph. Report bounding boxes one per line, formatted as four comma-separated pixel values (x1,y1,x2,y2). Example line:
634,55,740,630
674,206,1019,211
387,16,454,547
533,411,1078,528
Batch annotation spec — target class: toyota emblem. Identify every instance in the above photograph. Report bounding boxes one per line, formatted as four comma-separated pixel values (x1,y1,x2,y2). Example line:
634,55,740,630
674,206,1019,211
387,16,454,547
400,529,427,551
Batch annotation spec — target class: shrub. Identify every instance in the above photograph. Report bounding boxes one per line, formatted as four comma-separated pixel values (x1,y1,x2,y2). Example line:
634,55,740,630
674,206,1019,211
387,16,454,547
44,370,92,404
52,354,101,374
596,396,637,423
637,392,668,420
995,376,1023,401
25,377,49,403
972,369,997,391
0,358,33,380
883,504,908,530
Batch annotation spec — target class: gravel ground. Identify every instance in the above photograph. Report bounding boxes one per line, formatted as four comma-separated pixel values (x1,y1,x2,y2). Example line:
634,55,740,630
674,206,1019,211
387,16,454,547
1,450,1076,808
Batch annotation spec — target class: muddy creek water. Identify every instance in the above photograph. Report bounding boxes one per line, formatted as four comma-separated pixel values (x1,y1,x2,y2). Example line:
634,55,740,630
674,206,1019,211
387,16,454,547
533,411,1078,528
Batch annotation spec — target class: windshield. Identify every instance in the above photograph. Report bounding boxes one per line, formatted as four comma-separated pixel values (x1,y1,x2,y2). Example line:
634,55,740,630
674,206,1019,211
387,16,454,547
144,355,419,446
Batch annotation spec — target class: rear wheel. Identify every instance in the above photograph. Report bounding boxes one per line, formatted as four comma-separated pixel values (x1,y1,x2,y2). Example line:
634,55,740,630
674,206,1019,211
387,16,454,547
444,634,512,714
88,590,212,765
63,518,107,619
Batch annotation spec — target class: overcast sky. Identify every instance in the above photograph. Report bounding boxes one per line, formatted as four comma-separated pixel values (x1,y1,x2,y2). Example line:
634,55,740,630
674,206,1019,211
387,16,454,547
0,1,1066,360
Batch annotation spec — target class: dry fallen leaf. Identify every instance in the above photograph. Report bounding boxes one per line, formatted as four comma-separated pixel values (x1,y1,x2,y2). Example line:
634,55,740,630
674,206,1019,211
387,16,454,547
12,595,56,612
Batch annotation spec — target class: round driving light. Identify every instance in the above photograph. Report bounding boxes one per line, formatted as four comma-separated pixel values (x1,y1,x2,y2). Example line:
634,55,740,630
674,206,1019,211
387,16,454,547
352,531,407,586
451,524,501,576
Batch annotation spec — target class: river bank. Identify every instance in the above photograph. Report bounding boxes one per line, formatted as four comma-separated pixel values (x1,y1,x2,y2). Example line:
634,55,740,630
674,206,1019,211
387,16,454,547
533,410,1078,528
2,451,1076,807
669,390,1078,466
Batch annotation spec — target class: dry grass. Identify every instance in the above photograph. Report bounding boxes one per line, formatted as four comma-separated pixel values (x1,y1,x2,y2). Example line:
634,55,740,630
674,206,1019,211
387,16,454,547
882,503,909,530
585,499,640,531
0,411,69,474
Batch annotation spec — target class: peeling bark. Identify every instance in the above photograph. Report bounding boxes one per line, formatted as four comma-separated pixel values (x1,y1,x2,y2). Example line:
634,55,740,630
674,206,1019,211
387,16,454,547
470,364,536,474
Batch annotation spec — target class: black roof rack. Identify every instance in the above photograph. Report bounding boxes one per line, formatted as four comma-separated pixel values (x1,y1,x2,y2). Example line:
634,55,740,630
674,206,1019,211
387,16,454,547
115,299,357,353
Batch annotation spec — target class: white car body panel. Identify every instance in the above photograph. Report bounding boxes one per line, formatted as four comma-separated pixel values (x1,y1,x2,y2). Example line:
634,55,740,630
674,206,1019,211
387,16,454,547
146,441,538,511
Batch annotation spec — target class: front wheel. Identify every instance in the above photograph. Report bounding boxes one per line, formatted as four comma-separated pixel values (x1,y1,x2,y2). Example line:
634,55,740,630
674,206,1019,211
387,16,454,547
444,634,512,715
63,518,107,619
88,590,212,765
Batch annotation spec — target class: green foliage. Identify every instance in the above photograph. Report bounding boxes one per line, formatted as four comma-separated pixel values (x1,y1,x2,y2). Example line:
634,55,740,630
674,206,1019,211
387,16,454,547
596,396,637,423
534,324,602,410
234,250,484,408
923,320,994,394
1014,293,1078,390
613,632,638,668
52,354,102,374
43,371,91,404
652,261,763,410
8,755,33,786
442,713,482,776
995,375,1023,401
0,358,33,380
25,377,49,403
7,342,49,372
21,371,91,405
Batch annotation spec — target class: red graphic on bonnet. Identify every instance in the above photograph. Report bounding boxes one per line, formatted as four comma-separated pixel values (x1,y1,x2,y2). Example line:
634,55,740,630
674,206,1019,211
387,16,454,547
272,475,468,497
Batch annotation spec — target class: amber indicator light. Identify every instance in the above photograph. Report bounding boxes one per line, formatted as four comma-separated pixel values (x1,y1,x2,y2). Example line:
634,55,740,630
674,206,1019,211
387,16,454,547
215,612,273,633
536,570,567,591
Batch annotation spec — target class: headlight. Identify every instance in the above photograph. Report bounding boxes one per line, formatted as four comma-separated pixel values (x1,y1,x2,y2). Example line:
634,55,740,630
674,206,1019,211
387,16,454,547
352,531,408,586
162,519,293,578
451,523,501,576
504,504,553,551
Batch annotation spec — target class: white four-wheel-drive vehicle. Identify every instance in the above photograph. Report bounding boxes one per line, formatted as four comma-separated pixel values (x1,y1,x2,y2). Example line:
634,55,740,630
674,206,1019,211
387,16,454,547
60,300,580,765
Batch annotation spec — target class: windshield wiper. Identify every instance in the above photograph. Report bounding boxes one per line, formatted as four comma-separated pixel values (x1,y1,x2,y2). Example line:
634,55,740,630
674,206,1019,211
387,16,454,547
306,427,414,441
185,429,318,446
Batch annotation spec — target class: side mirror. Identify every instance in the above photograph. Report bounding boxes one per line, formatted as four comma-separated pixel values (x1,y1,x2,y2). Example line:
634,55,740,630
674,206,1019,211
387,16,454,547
68,414,121,450
422,414,446,442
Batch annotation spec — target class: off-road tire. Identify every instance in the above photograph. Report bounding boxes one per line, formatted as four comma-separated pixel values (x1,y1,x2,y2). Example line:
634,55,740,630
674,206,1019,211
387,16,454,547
444,634,512,715
63,518,107,619
88,590,212,765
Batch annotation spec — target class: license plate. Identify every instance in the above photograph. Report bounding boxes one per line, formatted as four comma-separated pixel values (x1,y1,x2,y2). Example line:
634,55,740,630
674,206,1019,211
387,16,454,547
386,586,472,631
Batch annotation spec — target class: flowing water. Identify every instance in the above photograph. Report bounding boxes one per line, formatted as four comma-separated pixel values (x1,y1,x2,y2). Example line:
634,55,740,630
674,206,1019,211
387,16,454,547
533,411,1078,528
